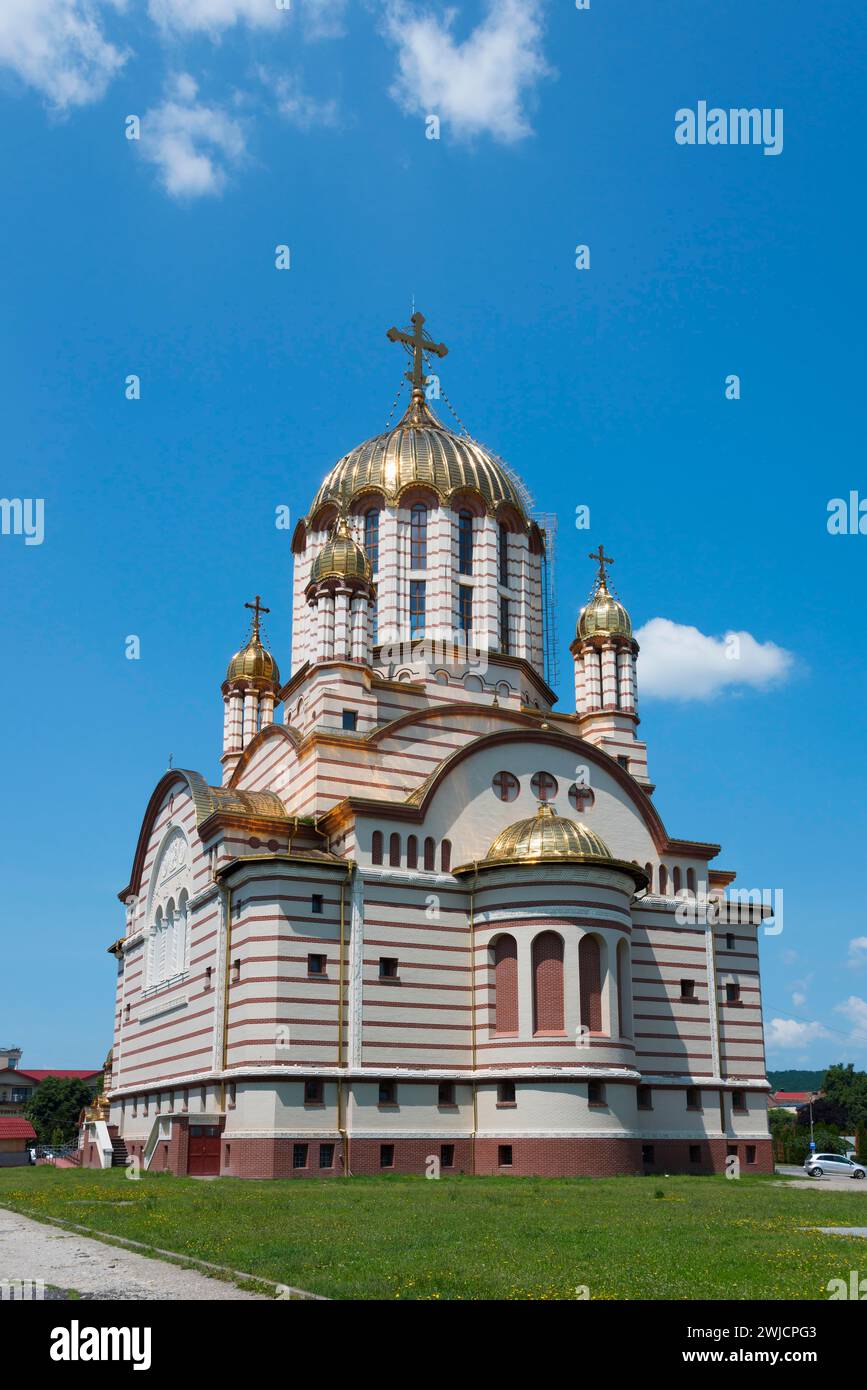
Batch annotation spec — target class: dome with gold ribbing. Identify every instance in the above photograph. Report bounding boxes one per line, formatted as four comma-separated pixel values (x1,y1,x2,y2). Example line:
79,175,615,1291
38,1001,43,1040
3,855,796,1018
577,545,633,641
308,515,372,586
454,803,648,885
224,596,281,688
306,313,531,524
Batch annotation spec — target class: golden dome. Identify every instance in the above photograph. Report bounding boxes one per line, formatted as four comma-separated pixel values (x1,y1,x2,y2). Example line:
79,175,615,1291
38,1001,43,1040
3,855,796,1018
307,396,528,521
309,517,372,585
577,581,632,641
485,802,614,864
225,632,280,687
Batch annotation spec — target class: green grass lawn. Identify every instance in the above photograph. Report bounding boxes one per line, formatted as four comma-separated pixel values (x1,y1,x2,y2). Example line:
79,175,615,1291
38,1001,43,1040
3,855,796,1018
2,1166,866,1300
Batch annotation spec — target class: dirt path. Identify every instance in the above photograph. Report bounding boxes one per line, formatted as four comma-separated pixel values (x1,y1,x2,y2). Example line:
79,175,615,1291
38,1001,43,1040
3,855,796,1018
0,1208,271,1300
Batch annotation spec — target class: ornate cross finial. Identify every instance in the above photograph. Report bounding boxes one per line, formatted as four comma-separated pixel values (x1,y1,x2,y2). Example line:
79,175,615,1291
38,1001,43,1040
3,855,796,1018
244,594,270,638
589,544,613,587
386,311,448,395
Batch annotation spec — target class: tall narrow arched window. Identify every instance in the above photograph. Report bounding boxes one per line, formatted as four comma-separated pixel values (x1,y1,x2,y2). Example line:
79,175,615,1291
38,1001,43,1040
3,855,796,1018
673,866,682,895
686,867,696,895
389,832,401,867
458,509,474,575
499,596,511,654
617,939,631,1038
175,890,189,977
423,836,435,871
371,831,383,865
363,508,380,573
644,863,653,890
492,935,518,1034
410,503,428,568
659,864,668,895
407,835,418,870
498,522,509,587
579,934,602,1033
458,585,472,636
440,839,451,873
532,931,565,1034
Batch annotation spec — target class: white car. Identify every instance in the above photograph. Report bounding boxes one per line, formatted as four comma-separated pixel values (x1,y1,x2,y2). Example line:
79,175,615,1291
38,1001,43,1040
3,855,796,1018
804,1152,866,1179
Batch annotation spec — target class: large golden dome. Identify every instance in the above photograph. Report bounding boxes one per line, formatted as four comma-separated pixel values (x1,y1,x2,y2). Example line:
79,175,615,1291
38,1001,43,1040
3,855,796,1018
307,396,528,521
577,581,632,641
309,517,372,585
484,803,614,865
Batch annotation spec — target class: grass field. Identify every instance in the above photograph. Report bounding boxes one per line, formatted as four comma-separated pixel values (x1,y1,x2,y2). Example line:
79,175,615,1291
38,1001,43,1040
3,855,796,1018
2,1166,866,1300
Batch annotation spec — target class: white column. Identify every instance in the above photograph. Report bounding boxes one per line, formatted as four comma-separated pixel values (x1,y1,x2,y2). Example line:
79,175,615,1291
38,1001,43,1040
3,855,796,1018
243,688,258,746
573,651,585,714
618,648,634,712
229,690,244,750
351,596,369,663
601,643,618,709
583,646,601,710
260,692,275,728
222,694,231,755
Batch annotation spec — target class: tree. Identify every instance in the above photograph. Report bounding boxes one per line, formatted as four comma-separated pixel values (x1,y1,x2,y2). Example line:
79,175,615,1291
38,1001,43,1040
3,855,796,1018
24,1076,99,1146
821,1064,867,1130
856,1124,867,1163
795,1098,848,1130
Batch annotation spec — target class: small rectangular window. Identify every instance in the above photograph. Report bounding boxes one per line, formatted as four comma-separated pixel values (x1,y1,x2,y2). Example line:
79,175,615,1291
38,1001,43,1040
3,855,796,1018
441,1143,455,1169
379,956,399,979
637,1085,652,1110
380,1143,395,1169
731,1089,746,1113
227,1082,236,1109
689,1145,701,1164
725,932,736,951
726,982,741,1003
680,978,695,999
686,1087,701,1110
304,1079,324,1106
497,1080,516,1106
378,1081,397,1107
232,958,241,985
616,755,630,770
308,953,326,976
438,1081,456,1107
588,1081,606,1107
410,579,426,638
497,1144,513,1168
319,1142,335,1169
745,1145,757,1165
311,894,324,914
642,1144,655,1165
341,709,357,732
204,966,213,991
292,1143,308,1170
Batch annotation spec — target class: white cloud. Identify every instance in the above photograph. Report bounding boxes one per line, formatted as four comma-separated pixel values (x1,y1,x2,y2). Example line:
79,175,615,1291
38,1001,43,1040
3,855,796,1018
765,1017,829,1050
0,0,128,111
147,0,283,34
383,0,551,143
847,938,867,969
835,996,867,1045
301,0,348,40
139,74,247,198
635,618,794,701
257,66,339,128
792,992,806,1008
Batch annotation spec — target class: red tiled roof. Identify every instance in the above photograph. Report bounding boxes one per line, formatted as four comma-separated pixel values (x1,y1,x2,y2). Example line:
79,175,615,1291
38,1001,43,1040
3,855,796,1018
771,1091,813,1102
16,1070,101,1083
0,1117,36,1140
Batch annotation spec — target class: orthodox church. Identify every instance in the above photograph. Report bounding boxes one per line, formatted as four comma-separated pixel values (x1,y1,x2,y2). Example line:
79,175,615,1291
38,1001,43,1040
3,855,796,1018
86,313,772,1179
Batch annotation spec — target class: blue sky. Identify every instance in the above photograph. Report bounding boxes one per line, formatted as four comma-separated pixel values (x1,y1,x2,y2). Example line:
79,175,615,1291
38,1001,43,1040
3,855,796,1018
1,0,865,1071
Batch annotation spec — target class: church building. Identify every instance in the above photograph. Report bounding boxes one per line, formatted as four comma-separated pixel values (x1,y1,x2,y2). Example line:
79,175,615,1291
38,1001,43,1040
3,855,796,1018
88,313,772,1179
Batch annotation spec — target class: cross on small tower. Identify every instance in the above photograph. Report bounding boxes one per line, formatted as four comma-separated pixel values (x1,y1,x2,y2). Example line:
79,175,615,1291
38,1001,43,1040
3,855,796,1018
386,312,448,394
245,594,269,638
589,544,613,587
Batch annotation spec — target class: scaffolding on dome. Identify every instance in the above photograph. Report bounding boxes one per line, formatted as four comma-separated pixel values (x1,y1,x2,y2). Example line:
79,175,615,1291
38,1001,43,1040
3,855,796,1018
533,511,559,693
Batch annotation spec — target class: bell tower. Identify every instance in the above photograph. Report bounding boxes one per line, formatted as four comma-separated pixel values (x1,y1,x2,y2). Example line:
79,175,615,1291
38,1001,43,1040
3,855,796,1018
221,596,281,785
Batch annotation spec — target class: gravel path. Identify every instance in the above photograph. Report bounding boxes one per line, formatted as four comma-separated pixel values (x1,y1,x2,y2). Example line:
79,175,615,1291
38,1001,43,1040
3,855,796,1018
0,1208,271,1301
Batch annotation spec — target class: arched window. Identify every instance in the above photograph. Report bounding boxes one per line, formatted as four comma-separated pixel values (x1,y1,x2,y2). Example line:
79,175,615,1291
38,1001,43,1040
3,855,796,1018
492,935,518,1034
407,835,418,870
440,839,452,873
659,864,668,895
424,836,435,871
492,771,519,802
579,934,602,1034
371,831,383,865
498,522,510,587
617,939,630,1038
673,866,682,895
410,503,428,568
363,508,380,573
530,771,558,802
644,863,653,889
389,832,401,867
499,596,511,654
532,931,565,1034
686,867,697,895
458,509,474,575
175,890,189,977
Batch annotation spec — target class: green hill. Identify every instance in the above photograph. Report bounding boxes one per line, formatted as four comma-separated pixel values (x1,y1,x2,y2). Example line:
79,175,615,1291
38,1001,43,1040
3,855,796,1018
767,1069,825,1091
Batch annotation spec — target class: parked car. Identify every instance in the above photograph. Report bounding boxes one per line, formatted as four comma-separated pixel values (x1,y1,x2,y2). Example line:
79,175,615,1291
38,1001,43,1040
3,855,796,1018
804,1152,866,1179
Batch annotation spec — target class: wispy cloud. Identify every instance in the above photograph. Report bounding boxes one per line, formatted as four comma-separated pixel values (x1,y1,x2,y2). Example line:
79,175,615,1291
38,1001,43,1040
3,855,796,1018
257,66,340,128
765,1017,829,1050
636,618,794,700
382,0,551,143
847,937,867,970
0,0,128,111
147,0,283,35
138,73,247,198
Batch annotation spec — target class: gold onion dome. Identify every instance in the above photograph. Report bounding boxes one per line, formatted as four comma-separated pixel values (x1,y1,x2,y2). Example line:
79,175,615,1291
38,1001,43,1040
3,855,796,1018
225,596,280,687
309,516,372,584
484,802,614,865
577,581,632,641
307,396,528,520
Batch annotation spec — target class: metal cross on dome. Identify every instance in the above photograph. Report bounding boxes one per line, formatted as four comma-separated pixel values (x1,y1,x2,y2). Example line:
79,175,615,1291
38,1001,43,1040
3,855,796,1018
387,312,448,393
589,544,613,587
244,594,270,638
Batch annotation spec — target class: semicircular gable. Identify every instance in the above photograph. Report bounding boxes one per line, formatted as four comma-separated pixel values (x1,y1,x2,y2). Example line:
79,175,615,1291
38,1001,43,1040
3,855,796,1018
227,723,301,789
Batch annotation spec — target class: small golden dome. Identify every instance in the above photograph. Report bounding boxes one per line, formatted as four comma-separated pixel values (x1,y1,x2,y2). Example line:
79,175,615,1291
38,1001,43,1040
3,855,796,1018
577,582,632,641
484,802,614,865
309,517,372,585
225,632,280,687
307,397,529,521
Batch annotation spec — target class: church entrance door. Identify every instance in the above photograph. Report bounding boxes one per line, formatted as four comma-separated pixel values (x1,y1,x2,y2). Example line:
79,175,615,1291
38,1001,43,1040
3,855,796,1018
187,1124,222,1176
